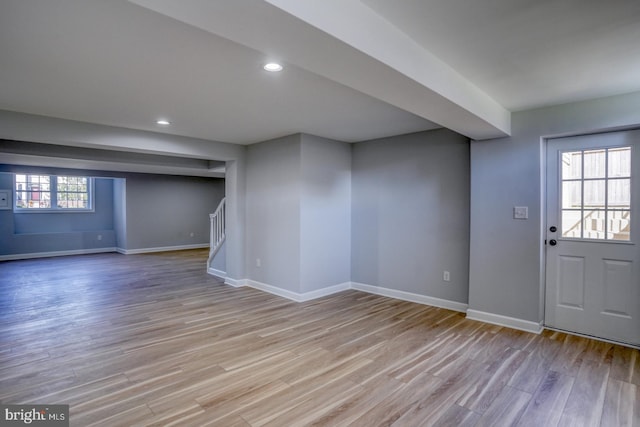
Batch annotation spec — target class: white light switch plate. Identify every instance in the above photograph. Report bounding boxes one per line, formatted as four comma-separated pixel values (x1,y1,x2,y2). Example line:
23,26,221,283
514,206,528,219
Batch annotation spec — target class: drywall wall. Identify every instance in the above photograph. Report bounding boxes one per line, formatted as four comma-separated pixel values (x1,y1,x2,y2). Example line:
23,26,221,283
0,173,116,256
300,134,351,293
122,175,225,251
246,134,302,292
351,128,470,303
469,90,640,324
113,178,127,249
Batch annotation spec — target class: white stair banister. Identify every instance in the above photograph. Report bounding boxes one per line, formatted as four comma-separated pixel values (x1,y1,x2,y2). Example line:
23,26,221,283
207,197,226,268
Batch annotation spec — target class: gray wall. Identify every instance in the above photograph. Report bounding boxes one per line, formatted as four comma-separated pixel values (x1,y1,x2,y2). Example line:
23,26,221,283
0,173,116,255
122,175,225,251
300,134,352,292
113,178,127,249
246,135,302,292
245,133,352,294
469,90,640,323
351,129,470,303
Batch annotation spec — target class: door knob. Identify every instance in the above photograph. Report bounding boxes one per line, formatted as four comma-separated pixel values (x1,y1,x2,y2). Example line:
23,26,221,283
549,239,557,246
550,226,557,232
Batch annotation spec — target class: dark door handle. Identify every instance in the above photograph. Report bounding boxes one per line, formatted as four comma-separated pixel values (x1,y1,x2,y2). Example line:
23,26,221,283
549,239,557,246
549,226,557,232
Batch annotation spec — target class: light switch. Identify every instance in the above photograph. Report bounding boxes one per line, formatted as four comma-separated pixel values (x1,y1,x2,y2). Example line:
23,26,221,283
514,206,528,220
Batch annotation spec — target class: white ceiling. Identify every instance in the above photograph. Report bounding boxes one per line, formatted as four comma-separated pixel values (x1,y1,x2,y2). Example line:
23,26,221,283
1,0,639,145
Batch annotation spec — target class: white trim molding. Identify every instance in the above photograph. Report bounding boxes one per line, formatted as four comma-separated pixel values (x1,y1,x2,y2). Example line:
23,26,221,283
0,247,117,262
350,282,468,313
117,243,209,255
466,309,543,334
207,267,227,280
243,280,351,302
224,277,248,288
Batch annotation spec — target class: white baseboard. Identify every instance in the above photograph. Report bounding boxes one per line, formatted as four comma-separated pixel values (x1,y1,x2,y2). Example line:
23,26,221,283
0,247,117,262
117,243,209,255
224,277,248,288
218,278,542,335
225,279,351,302
350,282,468,313
207,267,227,279
223,277,465,310
298,282,352,302
466,309,543,334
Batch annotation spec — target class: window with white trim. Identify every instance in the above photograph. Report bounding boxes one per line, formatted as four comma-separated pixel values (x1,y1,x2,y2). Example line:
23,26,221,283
14,174,93,211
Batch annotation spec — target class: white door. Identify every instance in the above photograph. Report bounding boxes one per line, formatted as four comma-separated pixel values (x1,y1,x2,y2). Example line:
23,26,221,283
545,129,640,346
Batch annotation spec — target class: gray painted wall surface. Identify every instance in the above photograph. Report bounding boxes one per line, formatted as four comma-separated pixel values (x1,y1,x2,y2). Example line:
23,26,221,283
0,174,116,255
210,240,226,273
300,134,351,292
351,129,470,303
113,178,127,249
246,135,302,292
123,175,225,251
469,90,640,323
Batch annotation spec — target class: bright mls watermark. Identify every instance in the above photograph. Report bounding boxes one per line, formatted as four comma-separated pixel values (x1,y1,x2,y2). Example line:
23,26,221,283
1,405,69,426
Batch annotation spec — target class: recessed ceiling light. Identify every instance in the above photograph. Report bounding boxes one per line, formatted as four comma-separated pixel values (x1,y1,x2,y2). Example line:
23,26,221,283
263,62,283,72
156,119,171,125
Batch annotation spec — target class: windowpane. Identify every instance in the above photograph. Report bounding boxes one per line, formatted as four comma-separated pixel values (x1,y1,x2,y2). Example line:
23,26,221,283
583,209,606,239
562,181,582,209
608,210,631,241
584,180,605,207
56,176,89,209
608,147,631,178
608,178,631,209
562,210,582,238
14,174,51,209
584,149,606,178
562,151,582,179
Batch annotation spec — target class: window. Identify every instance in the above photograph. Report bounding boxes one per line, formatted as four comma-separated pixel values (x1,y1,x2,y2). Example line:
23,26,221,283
14,174,93,211
560,147,631,241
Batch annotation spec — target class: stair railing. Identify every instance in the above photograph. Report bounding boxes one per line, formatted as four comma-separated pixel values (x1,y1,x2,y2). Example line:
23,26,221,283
207,197,226,268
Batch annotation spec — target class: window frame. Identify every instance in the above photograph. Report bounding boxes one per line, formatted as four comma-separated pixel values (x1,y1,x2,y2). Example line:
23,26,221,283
559,146,632,242
13,174,95,213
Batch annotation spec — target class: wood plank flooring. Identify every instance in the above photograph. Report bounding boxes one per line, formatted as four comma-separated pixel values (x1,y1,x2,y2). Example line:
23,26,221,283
1,249,638,426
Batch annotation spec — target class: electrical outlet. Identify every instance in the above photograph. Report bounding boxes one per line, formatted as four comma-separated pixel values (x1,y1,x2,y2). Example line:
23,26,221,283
443,271,450,282
256,258,261,268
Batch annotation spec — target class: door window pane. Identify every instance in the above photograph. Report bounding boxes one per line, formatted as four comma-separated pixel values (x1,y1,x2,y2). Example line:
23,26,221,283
584,149,606,178
607,210,631,241
562,210,582,238
583,209,605,239
562,151,582,179
608,147,631,178
584,180,605,207
562,181,582,209
608,179,631,209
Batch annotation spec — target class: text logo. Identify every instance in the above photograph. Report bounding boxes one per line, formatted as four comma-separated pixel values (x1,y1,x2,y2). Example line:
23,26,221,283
1,405,69,426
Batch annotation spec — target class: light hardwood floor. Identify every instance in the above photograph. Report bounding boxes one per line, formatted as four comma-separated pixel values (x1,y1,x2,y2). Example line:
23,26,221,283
1,249,638,426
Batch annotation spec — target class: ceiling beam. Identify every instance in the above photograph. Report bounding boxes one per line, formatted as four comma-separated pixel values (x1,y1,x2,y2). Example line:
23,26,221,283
129,0,510,139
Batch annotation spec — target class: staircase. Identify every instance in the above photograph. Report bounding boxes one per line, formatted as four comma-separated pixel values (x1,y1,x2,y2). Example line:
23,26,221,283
207,197,226,269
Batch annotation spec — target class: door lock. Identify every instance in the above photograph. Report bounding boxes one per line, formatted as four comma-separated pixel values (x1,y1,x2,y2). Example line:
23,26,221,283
549,239,557,246
549,226,557,232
